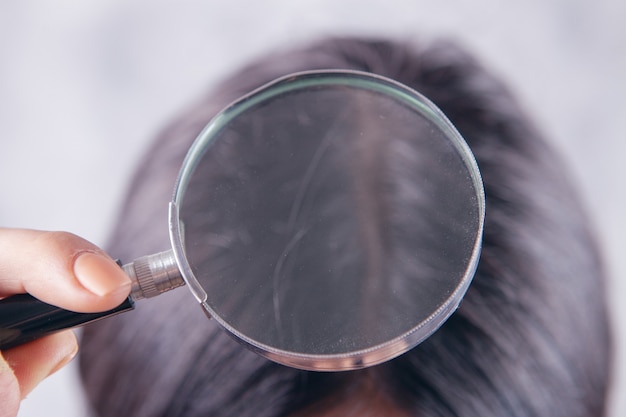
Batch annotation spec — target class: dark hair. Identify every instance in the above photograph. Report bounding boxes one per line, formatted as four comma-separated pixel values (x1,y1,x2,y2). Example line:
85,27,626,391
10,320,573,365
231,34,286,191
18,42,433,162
79,37,612,416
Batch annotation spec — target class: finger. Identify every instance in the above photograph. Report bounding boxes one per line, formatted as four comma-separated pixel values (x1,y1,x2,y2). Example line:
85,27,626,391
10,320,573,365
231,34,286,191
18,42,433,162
1,330,78,400
0,350,20,417
0,228,131,312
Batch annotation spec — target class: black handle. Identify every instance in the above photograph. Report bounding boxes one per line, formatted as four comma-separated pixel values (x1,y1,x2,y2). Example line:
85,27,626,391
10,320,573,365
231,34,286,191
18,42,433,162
0,293,134,350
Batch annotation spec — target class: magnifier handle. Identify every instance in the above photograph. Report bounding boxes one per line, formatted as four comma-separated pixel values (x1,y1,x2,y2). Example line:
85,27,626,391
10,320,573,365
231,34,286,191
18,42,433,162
0,294,134,350
0,250,184,350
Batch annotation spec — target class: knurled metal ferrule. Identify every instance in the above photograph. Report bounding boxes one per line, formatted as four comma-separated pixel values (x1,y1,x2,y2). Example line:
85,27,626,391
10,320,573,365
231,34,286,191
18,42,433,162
123,250,184,300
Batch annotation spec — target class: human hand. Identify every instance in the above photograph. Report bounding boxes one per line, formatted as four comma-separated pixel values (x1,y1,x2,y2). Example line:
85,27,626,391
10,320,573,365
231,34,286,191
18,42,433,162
0,228,131,417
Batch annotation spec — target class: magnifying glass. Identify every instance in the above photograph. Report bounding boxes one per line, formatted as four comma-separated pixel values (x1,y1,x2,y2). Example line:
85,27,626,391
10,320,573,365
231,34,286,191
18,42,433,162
0,70,484,371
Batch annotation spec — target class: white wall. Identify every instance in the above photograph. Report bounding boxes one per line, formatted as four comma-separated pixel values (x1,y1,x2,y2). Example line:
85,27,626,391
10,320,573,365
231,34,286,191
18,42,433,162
1,1,624,416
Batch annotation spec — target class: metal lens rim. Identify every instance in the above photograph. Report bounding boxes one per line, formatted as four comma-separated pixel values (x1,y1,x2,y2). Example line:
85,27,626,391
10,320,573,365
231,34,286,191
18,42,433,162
168,70,485,371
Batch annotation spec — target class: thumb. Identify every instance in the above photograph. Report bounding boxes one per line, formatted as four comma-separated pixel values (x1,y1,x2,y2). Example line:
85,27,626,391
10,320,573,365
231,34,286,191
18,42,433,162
0,228,131,313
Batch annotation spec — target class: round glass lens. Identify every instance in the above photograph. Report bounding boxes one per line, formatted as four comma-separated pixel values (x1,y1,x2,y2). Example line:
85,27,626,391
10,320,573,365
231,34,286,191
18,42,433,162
171,71,484,370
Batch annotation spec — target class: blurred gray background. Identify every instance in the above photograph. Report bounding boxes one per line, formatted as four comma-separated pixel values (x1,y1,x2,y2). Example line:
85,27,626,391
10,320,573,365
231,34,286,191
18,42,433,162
0,0,623,416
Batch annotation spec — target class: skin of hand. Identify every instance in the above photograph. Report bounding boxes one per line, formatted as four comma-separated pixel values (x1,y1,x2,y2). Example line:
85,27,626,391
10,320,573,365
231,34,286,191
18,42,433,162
0,228,131,417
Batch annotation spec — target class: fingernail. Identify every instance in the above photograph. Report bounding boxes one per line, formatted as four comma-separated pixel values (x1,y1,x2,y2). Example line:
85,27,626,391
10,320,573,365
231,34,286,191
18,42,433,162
48,337,79,378
74,251,131,297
